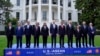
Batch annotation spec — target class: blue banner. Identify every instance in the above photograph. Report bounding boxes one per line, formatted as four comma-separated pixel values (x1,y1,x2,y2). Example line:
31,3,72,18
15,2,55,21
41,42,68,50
4,48,100,56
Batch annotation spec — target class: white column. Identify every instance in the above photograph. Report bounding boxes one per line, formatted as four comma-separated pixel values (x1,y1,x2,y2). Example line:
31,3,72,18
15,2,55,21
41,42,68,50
72,10,78,22
63,0,67,21
28,0,32,21
49,0,52,23
58,0,61,22
22,0,26,21
37,0,41,22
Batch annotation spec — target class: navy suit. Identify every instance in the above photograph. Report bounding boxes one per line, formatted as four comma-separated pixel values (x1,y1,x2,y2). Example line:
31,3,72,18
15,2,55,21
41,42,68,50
15,26,23,48
81,25,88,47
41,26,49,48
50,24,58,48
59,25,65,48
66,24,74,48
74,28,82,48
33,25,40,48
88,26,96,47
5,26,14,48
24,25,32,48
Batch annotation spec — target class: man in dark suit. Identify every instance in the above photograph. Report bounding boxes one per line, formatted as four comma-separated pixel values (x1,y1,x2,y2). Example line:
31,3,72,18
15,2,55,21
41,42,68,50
41,23,49,48
15,22,23,48
33,22,40,48
88,22,96,47
50,20,58,48
74,25,82,48
5,22,14,48
59,21,65,48
66,20,74,48
24,21,32,48
81,21,88,47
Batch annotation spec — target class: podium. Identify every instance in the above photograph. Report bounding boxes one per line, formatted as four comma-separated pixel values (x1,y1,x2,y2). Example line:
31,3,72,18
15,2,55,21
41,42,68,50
4,43,100,56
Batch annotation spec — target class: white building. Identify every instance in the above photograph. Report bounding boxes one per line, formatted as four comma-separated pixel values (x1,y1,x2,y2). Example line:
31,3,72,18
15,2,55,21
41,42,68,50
10,0,80,26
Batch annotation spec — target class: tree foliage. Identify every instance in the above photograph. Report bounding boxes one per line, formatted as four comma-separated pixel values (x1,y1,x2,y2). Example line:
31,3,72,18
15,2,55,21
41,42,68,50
0,0,13,22
75,0,100,29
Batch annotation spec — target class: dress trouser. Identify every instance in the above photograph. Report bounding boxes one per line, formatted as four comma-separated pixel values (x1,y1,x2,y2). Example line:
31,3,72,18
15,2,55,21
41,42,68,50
7,35,13,48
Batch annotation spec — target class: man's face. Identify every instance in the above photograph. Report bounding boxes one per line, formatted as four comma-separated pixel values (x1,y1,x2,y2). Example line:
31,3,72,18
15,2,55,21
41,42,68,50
36,22,39,26
83,22,86,25
27,21,30,25
8,23,12,26
89,23,93,26
68,21,72,24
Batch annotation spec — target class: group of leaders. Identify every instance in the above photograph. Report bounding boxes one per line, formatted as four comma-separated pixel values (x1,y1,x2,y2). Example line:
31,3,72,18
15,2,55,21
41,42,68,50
5,20,96,48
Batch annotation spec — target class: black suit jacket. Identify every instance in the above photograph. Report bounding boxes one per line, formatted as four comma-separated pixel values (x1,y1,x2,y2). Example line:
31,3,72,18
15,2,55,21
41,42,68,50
66,25,74,36
41,26,49,36
81,25,88,35
5,26,14,36
58,25,66,35
74,28,82,38
24,25,32,36
50,24,58,35
34,26,40,36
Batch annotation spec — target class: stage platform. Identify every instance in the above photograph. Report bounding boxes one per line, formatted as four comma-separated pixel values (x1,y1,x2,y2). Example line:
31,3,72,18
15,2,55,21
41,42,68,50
4,43,100,56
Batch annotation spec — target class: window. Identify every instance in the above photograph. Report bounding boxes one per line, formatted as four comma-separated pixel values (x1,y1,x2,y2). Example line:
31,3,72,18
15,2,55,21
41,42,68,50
78,13,81,19
60,12,62,20
52,12,55,20
26,0,29,5
42,0,48,4
68,12,72,20
52,0,57,4
26,12,29,20
16,0,20,6
68,0,71,7
34,12,37,20
60,0,63,6
16,12,20,20
42,11,47,21
32,0,38,4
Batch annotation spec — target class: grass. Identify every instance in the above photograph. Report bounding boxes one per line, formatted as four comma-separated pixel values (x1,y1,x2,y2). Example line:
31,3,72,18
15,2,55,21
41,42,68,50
0,35,100,56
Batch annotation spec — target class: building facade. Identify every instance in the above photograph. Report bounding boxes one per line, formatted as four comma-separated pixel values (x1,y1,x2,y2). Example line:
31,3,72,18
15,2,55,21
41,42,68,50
10,0,80,26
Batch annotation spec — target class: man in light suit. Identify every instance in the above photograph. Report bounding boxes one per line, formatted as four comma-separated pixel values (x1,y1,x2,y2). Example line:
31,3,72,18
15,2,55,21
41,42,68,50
88,22,96,47
50,20,58,48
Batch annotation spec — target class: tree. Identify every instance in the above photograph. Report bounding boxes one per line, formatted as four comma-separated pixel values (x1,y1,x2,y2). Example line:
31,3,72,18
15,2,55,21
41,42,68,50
75,0,100,27
0,0,13,23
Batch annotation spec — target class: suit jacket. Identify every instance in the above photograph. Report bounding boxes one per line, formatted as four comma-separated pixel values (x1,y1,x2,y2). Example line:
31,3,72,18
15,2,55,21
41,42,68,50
5,26,14,36
41,26,49,36
81,25,88,35
24,25,32,36
66,25,74,35
15,26,23,37
58,25,66,35
50,24,58,35
31,25,35,35
88,26,96,36
74,28,82,38
34,26,40,36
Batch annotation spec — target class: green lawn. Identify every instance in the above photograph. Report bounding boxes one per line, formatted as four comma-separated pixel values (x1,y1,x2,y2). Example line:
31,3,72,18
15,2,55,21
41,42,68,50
0,35,100,56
